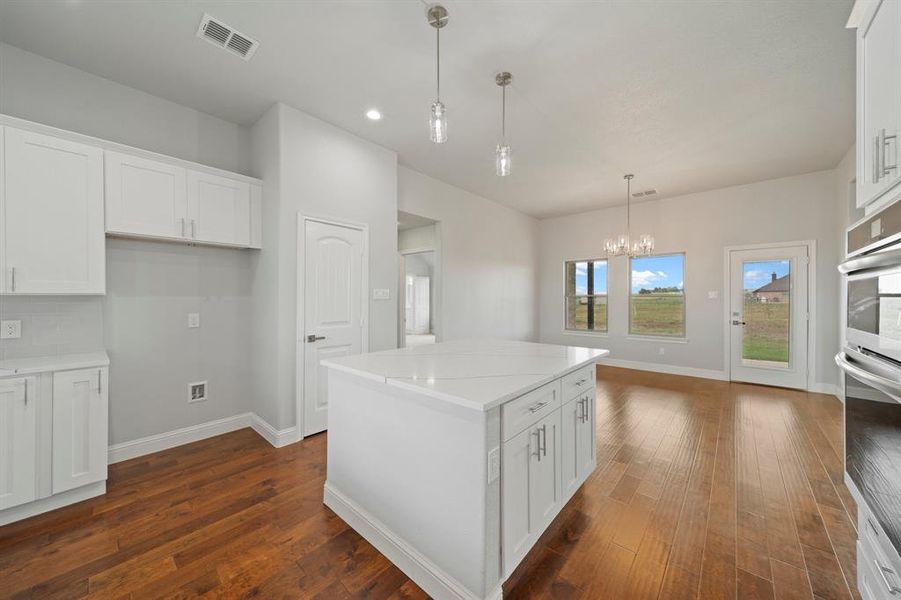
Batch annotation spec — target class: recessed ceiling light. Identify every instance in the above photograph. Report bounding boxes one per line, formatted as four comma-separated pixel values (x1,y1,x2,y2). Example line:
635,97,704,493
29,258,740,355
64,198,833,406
366,109,382,121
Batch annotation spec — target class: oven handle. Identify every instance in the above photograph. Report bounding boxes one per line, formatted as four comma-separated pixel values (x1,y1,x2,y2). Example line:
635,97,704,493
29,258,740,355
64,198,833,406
839,247,901,274
836,349,901,402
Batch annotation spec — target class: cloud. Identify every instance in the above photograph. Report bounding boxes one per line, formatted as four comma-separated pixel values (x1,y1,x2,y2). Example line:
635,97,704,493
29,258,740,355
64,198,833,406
632,270,668,286
575,265,587,276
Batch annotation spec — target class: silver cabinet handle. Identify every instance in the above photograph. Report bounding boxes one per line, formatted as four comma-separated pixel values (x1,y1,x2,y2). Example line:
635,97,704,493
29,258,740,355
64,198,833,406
24,378,28,406
532,429,542,462
191,219,197,239
883,128,898,177
875,133,882,183
10,267,16,293
528,400,548,413
868,517,880,537
540,424,547,457
306,334,326,343
581,398,587,423
875,560,901,595
98,369,102,395
180,217,186,237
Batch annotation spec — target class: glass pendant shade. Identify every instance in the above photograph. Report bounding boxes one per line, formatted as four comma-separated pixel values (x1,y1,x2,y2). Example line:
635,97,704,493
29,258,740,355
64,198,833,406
430,100,447,144
496,144,511,176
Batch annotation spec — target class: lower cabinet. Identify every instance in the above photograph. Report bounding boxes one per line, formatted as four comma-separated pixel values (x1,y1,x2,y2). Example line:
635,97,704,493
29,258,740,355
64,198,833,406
0,355,109,524
0,377,37,510
561,391,596,500
501,377,597,576
52,368,108,495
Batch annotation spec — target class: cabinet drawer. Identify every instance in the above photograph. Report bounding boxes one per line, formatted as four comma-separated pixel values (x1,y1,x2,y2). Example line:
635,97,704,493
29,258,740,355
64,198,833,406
562,365,595,401
502,380,561,442
859,500,901,583
859,537,901,600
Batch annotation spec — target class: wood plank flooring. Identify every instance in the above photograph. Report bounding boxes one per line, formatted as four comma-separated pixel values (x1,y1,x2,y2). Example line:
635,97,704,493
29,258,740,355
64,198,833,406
0,366,858,599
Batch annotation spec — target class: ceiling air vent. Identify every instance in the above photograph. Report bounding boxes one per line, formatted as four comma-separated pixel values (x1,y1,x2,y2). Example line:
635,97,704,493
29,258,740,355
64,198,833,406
632,189,658,198
196,14,259,60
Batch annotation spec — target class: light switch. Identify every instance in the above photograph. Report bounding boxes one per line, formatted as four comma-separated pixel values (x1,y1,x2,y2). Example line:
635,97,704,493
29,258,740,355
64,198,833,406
187,313,200,328
372,288,390,300
1,320,21,339
487,447,500,483
708,291,718,299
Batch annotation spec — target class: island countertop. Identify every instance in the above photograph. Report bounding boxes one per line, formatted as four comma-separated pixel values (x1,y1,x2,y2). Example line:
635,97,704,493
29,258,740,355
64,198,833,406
321,339,609,411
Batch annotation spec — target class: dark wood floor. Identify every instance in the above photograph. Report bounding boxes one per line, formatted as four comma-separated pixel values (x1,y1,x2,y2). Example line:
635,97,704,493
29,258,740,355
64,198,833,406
1,367,858,599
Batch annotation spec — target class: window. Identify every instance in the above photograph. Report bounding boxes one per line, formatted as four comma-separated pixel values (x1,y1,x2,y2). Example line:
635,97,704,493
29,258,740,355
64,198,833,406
565,259,607,332
629,253,685,337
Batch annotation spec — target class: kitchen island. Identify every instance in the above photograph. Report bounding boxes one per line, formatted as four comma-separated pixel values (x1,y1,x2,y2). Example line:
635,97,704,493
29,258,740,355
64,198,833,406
321,339,608,600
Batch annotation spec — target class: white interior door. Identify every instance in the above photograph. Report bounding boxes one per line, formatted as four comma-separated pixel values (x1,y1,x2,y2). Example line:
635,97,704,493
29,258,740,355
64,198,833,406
728,245,809,390
303,219,365,436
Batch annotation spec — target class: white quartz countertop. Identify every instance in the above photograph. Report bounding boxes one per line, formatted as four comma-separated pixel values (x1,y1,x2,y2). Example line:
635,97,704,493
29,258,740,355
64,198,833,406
322,340,609,411
0,351,110,376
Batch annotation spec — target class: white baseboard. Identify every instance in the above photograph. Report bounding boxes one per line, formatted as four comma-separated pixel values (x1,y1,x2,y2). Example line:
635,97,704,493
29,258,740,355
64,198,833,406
251,413,300,448
324,482,493,600
108,412,300,464
809,382,843,402
597,357,728,382
0,481,106,526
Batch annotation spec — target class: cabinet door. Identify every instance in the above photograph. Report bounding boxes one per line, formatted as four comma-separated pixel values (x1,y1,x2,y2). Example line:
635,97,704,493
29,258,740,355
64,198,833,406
858,0,901,207
105,151,187,239
577,394,596,480
560,397,582,499
502,425,533,575
2,128,105,294
186,171,251,246
52,368,108,494
0,377,37,510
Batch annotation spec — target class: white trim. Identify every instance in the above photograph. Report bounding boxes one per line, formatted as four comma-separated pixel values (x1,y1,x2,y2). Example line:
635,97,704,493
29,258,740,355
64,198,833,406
297,214,371,439
597,357,727,382
0,481,106,526
108,412,298,464
810,382,843,402
625,335,689,344
399,245,442,347
722,240,818,391
251,413,301,448
324,482,497,600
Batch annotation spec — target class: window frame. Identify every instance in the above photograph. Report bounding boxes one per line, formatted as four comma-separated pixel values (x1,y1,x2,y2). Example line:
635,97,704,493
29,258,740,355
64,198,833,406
563,257,609,334
628,252,687,338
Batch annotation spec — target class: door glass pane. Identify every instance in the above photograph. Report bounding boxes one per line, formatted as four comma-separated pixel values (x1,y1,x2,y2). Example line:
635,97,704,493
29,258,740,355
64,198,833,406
742,260,790,366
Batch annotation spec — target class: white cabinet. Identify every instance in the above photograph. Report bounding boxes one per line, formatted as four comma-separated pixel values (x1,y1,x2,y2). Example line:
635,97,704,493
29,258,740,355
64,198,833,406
501,409,561,576
186,170,251,246
1,127,105,294
0,377,37,510
105,151,187,240
52,368,108,494
561,392,595,500
103,149,260,248
855,0,901,208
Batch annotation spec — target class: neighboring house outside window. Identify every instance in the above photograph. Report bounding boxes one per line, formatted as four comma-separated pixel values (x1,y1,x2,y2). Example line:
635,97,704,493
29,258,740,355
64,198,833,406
750,272,790,303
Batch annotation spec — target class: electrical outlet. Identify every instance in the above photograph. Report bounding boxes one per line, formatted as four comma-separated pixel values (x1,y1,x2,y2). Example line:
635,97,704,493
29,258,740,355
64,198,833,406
1,320,21,339
708,290,718,299
188,381,207,403
187,313,200,328
372,288,390,300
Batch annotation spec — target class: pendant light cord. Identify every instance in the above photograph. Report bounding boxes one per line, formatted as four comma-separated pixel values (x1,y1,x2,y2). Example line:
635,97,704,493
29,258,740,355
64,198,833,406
501,83,506,140
626,177,631,239
436,27,441,101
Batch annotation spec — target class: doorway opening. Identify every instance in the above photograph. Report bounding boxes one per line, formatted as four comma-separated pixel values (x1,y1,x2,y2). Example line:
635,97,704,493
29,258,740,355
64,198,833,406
397,211,440,348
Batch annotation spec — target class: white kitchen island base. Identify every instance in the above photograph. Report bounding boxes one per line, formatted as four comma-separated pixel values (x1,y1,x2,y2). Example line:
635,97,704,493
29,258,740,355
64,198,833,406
322,340,608,600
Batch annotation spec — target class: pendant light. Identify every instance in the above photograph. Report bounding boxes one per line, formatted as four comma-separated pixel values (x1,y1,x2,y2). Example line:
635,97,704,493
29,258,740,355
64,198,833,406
427,4,448,144
604,174,655,257
495,72,512,176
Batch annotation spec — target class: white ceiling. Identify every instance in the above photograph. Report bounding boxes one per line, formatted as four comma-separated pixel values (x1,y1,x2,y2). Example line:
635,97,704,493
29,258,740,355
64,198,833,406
0,0,855,218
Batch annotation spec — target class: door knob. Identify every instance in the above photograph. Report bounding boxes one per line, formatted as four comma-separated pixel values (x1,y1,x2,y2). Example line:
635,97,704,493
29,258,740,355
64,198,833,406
731,319,746,326
306,334,326,343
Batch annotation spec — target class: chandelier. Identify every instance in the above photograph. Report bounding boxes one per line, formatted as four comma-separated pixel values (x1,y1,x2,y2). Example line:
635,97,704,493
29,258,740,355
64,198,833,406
604,174,654,257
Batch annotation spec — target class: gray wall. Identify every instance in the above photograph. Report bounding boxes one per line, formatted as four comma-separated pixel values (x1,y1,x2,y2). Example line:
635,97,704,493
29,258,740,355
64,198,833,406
0,43,254,444
251,103,398,430
538,169,845,389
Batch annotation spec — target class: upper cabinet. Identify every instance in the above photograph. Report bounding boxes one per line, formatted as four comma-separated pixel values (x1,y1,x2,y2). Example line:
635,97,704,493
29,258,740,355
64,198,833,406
855,0,901,208
105,151,188,240
104,151,261,249
1,127,105,294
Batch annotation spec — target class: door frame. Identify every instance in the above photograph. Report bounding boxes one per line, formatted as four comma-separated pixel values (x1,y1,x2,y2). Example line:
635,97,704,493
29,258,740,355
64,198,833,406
296,213,370,440
398,246,441,347
722,240,817,391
